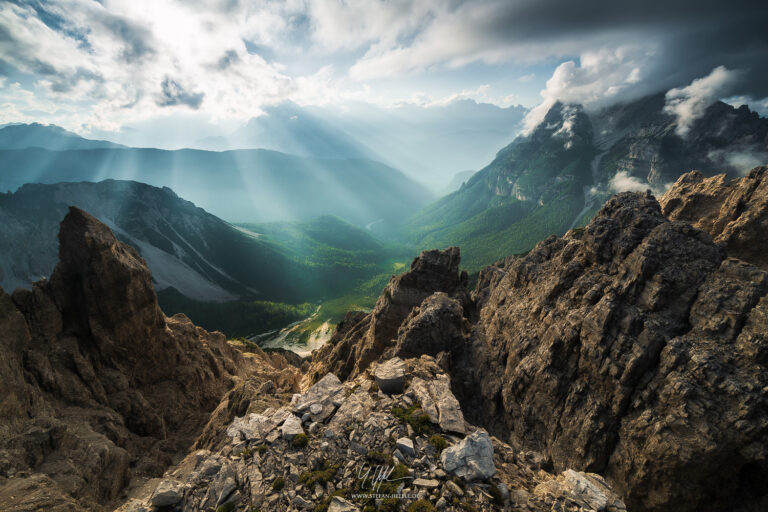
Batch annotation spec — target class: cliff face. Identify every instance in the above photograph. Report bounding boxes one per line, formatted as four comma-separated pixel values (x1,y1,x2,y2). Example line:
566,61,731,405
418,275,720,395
660,166,768,270
467,192,768,512
312,175,768,512
308,246,469,384
0,207,301,511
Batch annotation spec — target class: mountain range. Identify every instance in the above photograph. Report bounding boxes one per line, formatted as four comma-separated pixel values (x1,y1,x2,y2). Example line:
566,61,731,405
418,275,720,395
405,96,768,269
195,100,528,191
0,180,408,335
0,122,125,151
0,126,431,226
2,168,767,511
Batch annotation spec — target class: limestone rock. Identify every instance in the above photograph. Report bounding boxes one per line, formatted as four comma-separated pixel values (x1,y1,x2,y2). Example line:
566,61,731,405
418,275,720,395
0,207,282,511
396,437,415,457
149,479,184,507
328,496,359,512
409,375,465,434
660,167,768,270
281,414,304,441
393,292,467,360
440,430,496,481
534,470,626,512
308,247,469,382
374,357,406,394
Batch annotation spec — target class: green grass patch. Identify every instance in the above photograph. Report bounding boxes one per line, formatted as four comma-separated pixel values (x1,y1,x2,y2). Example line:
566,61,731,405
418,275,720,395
300,460,340,487
392,404,433,435
292,433,309,448
429,434,447,454
407,500,436,512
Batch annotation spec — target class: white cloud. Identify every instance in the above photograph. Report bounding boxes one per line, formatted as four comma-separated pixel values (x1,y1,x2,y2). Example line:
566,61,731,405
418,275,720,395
609,171,670,197
522,46,658,134
664,66,743,136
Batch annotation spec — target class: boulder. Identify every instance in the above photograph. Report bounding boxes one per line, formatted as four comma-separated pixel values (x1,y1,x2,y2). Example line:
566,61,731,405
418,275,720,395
409,375,465,434
328,496,360,512
396,437,415,457
150,479,184,507
281,414,304,441
413,478,440,489
374,357,406,394
440,430,495,481
430,375,465,434
534,470,626,512
295,373,344,412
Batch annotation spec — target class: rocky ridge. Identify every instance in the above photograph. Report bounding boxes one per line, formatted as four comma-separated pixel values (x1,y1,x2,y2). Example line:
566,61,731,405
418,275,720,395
312,168,768,512
660,166,768,270
0,207,302,511
3,166,768,512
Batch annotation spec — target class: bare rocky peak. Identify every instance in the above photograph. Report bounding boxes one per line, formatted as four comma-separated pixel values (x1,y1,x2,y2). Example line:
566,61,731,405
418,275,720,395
122,355,627,512
307,246,469,384
0,207,302,511
660,166,768,270
311,190,768,511
4,170,768,512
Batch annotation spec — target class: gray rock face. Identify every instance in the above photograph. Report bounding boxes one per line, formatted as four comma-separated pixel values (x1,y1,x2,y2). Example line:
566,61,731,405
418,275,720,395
660,167,768,270
393,292,467,360
396,437,415,457
295,373,343,411
309,247,469,381
309,189,768,512
374,357,406,394
534,470,627,512
440,430,496,481
281,414,304,441
410,377,439,422
465,192,768,511
149,479,183,507
410,375,465,434
328,496,359,512
226,407,292,441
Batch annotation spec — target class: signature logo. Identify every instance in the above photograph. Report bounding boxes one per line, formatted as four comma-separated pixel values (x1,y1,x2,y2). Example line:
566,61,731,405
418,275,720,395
357,464,413,493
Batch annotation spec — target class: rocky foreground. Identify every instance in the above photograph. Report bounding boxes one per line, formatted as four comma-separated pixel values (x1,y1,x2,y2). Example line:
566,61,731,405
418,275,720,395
1,168,767,512
119,356,626,512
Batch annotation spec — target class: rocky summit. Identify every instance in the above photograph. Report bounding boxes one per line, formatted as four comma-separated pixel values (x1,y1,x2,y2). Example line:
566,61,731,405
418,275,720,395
312,168,768,512
0,207,302,511
2,167,768,512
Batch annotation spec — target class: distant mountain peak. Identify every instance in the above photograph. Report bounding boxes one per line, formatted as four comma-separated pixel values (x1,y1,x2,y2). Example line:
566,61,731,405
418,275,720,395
0,122,124,150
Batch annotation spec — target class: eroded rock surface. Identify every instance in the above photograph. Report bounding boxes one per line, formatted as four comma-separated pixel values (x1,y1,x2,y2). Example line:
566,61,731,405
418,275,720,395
311,190,768,512
0,207,299,511
308,247,469,383
660,166,768,270
124,356,625,512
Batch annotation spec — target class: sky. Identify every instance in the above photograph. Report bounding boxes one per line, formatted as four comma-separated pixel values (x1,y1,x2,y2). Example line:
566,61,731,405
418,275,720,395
1,0,767,140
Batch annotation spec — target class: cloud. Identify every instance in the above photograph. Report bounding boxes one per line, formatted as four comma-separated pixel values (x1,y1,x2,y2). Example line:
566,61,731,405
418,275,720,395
707,148,768,175
609,171,670,197
1,0,767,136
156,77,205,108
522,46,667,133
664,66,743,136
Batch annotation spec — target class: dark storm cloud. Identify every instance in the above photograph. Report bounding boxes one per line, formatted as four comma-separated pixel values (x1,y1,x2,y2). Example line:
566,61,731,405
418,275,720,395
472,0,768,98
156,77,205,109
